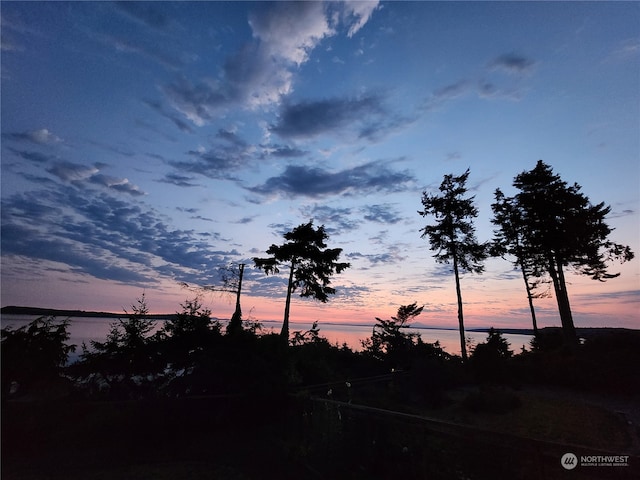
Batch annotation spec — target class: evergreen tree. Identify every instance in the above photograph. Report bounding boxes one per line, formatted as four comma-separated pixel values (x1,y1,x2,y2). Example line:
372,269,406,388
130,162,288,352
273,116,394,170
511,161,633,346
1,316,75,398
491,189,548,336
364,302,424,366
419,169,488,361
253,221,350,343
164,296,217,338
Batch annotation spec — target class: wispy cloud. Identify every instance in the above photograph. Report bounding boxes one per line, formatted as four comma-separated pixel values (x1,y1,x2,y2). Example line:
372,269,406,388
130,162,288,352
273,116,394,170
46,160,145,197
168,132,255,181
158,172,200,188
422,53,537,113
606,38,640,62
488,53,537,75
113,1,173,31
347,244,408,266
259,144,308,159
7,148,57,163
360,203,404,224
299,204,360,233
0,12,41,52
99,33,188,71
247,160,416,199
143,98,195,133
270,95,386,141
3,128,62,145
1,187,235,285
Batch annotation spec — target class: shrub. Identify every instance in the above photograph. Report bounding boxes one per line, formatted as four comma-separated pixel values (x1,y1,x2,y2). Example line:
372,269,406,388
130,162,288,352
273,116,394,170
1,316,75,399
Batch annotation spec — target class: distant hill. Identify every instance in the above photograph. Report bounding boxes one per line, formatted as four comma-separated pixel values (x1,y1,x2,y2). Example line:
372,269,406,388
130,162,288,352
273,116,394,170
467,327,536,336
0,305,177,320
468,326,639,337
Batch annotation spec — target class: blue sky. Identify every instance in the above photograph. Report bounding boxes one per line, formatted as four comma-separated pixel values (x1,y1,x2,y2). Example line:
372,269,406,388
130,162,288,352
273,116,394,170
1,1,638,330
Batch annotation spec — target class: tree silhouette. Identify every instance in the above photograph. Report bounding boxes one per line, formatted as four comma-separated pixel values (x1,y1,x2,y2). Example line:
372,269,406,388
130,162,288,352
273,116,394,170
80,293,160,395
364,302,424,367
91,293,154,357
253,221,350,343
419,169,488,361
472,327,513,360
179,263,247,335
220,263,246,336
511,161,634,347
163,296,217,339
491,188,549,336
1,316,75,398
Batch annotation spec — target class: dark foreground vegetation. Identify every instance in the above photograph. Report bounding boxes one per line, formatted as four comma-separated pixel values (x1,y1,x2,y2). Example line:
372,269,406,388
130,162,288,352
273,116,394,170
2,299,640,480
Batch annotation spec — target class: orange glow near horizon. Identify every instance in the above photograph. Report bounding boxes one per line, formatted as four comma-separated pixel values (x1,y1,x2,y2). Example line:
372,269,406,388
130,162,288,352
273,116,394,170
2,260,637,332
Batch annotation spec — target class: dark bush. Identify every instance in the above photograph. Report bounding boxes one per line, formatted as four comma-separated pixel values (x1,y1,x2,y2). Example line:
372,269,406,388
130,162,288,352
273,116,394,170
1,316,75,399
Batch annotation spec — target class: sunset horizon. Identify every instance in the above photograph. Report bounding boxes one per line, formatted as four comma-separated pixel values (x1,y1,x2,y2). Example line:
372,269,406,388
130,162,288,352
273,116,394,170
2,2,638,334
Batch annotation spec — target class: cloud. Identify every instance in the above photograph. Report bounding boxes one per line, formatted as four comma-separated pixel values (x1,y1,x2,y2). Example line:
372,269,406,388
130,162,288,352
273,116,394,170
248,160,415,199
89,174,145,197
47,160,145,196
420,53,538,113
339,1,381,38
260,143,308,159
216,128,247,147
114,1,172,31
423,70,530,113
368,230,388,245
100,33,187,70
160,1,381,126
0,12,41,52
360,203,403,224
299,204,360,233
143,98,195,133
169,135,255,180
607,38,640,62
347,245,408,266
488,53,537,75
234,216,257,225
248,1,334,66
4,128,62,145
608,208,636,219
47,161,99,182
159,173,200,188
476,80,524,101
573,289,640,305
161,76,230,127
7,148,57,163
423,81,471,111
160,2,332,123
1,188,236,285
270,94,410,142
1,223,153,284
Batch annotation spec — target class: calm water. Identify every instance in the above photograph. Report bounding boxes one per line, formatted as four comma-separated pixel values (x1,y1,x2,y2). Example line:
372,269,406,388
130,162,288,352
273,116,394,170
1,314,533,360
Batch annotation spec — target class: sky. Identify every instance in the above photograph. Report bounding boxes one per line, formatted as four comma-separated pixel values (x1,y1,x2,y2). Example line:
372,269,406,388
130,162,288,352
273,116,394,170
1,1,639,332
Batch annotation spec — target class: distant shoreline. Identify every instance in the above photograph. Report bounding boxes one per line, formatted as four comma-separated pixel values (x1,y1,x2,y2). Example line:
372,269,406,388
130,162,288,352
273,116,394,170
0,305,177,321
2,305,636,336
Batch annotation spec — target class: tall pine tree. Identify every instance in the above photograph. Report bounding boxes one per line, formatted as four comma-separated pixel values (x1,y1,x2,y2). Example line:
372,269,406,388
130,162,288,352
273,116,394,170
419,169,488,361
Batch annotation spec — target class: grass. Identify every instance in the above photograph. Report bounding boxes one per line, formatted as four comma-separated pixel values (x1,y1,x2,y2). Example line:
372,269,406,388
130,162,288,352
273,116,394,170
418,386,633,452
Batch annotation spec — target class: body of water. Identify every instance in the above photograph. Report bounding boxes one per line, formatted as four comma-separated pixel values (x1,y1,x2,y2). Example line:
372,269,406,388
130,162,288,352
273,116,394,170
1,314,533,360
